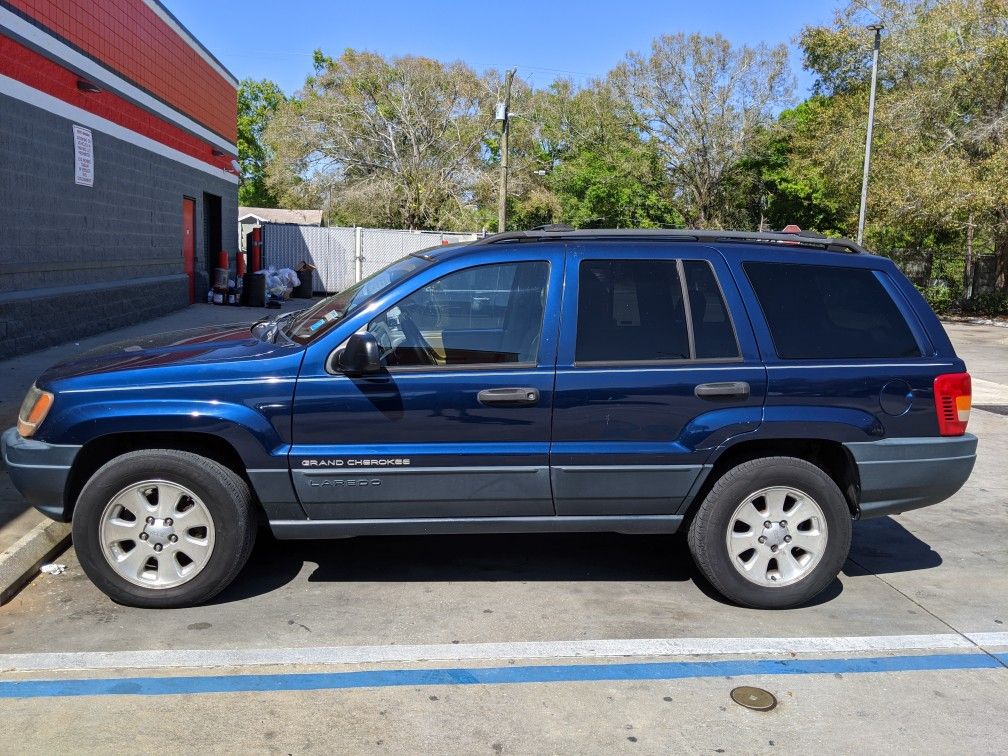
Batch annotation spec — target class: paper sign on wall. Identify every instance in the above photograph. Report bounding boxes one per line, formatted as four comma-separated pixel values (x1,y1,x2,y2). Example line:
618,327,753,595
72,125,93,187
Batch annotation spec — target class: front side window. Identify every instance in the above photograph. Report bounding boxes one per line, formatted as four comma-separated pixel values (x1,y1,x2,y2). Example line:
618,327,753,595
744,262,921,360
366,261,549,368
576,259,690,362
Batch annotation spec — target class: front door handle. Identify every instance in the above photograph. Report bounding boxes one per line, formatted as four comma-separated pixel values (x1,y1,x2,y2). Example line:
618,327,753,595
694,381,750,400
477,387,540,407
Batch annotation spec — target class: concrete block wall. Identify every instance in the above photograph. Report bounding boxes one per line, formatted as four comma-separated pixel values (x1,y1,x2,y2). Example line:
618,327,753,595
0,277,189,359
0,93,236,359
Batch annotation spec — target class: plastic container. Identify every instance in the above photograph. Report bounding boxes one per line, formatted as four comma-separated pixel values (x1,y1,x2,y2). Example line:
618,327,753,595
293,269,313,299
243,273,267,307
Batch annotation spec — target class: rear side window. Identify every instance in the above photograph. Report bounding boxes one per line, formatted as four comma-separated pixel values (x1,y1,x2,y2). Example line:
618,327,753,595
576,260,690,362
744,262,921,360
683,261,740,359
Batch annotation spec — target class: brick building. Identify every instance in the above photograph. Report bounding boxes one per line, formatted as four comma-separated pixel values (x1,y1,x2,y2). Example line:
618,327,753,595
0,1,238,358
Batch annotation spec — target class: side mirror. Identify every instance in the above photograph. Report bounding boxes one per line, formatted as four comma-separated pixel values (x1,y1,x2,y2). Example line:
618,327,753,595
337,332,381,376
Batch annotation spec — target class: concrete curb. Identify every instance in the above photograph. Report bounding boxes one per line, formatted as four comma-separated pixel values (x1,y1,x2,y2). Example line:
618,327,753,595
0,519,71,605
942,316,1008,328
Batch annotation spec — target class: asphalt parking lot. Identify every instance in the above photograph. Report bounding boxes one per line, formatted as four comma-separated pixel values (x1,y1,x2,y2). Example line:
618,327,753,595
0,318,1006,754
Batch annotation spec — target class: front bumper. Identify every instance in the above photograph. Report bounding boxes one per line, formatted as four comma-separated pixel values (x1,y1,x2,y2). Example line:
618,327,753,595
2,427,81,522
845,434,978,519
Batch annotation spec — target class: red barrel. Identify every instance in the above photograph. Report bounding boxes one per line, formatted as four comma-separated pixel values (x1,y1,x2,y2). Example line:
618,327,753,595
217,249,228,270
236,250,246,277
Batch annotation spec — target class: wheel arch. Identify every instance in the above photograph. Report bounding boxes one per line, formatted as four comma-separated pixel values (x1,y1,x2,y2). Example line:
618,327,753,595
683,438,861,522
64,431,255,522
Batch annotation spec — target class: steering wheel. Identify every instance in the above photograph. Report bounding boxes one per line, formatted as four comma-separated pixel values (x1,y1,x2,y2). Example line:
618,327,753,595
369,321,395,360
395,309,439,366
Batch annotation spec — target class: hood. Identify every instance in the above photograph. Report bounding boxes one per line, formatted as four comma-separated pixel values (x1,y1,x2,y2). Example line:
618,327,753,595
39,322,296,384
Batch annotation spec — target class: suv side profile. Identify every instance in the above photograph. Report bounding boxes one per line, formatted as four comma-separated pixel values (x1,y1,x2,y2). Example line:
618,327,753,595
4,229,977,609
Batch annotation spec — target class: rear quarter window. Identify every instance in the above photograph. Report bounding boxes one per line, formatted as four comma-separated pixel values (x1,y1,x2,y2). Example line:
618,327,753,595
744,262,921,360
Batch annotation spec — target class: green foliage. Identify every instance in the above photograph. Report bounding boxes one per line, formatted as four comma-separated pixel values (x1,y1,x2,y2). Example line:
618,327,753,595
794,0,1008,284
612,32,794,228
966,290,1008,316
237,78,287,206
549,149,681,229
746,100,853,234
922,285,954,315
264,49,491,230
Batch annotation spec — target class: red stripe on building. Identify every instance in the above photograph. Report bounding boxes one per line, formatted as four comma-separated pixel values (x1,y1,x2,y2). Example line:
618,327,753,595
0,34,235,173
6,0,236,142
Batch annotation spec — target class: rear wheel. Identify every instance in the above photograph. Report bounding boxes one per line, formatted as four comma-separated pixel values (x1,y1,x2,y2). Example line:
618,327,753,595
73,450,256,608
687,456,852,609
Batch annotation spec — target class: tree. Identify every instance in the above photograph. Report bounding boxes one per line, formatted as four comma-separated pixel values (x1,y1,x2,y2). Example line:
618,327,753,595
799,0,1008,282
265,49,494,230
742,99,854,234
612,33,793,228
237,78,286,206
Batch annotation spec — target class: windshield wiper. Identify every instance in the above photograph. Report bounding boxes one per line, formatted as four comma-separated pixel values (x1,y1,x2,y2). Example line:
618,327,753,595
251,309,303,343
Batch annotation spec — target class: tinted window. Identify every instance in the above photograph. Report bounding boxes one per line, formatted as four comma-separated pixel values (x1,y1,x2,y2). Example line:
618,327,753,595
683,260,739,359
576,260,690,362
744,262,921,360
367,261,549,368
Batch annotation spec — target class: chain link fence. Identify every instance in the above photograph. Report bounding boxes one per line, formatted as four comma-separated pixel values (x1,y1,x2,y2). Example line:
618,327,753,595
889,248,1004,313
261,224,479,294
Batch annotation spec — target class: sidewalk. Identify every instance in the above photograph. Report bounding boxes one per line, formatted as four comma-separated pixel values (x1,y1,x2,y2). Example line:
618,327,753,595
0,299,313,602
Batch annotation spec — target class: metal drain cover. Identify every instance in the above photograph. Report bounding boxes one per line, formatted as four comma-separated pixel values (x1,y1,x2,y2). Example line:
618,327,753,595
730,686,777,711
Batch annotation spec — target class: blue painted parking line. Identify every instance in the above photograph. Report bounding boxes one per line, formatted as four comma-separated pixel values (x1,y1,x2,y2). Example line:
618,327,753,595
1,652,1006,699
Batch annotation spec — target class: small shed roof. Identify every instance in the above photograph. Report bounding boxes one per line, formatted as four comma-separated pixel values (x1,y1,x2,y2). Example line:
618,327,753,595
238,207,324,226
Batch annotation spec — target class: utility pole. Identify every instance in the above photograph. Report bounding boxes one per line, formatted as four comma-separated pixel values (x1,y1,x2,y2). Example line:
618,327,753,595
497,68,516,233
857,24,884,246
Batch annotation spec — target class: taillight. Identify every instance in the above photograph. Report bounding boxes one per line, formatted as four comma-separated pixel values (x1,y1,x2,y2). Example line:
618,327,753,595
933,372,971,436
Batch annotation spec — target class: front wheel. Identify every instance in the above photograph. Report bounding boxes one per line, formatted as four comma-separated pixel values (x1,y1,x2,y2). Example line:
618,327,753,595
72,450,256,608
687,456,852,609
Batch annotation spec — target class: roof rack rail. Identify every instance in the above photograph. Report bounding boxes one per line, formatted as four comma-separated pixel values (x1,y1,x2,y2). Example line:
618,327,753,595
530,223,575,232
470,228,869,255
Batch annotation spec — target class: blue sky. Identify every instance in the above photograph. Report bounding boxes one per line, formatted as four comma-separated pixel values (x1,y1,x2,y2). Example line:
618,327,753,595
165,0,838,98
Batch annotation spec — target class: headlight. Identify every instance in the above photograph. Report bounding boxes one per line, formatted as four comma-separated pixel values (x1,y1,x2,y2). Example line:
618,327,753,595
16,384,54,438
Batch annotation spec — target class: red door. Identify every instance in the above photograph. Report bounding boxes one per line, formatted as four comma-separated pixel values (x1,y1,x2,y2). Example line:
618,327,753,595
182,197,196,303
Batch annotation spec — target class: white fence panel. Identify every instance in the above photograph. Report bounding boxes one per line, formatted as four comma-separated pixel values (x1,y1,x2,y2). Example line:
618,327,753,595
261,224,356,293
360,229,478,279
262,224,479,294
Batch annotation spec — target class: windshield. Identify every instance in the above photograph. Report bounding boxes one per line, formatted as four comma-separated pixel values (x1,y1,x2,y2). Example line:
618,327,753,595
285,254,432,343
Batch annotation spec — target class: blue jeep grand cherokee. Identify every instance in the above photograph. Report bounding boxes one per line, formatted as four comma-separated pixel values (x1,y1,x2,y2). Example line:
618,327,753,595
4,228,977,609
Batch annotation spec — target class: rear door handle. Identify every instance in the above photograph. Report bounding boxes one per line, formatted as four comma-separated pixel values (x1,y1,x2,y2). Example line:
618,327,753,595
477,387,540,407
694,381,750,400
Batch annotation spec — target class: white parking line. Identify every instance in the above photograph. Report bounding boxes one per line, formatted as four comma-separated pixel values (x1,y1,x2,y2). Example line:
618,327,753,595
2,632,1007,673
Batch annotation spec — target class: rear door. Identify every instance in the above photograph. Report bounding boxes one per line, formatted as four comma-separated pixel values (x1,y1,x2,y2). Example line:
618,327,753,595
740,256,949,439
550,242,766,515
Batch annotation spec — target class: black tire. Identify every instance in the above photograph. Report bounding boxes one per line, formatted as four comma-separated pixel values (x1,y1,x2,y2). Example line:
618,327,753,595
72,449,257,608
687,456,852,609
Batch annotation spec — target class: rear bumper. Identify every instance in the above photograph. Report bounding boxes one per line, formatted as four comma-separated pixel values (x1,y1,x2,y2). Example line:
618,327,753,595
845,434,977,519
2,427,80,522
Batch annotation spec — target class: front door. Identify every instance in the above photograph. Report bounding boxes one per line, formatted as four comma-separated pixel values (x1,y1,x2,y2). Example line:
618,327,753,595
291,248,564,520
550,243,766,515
181,197,195,303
